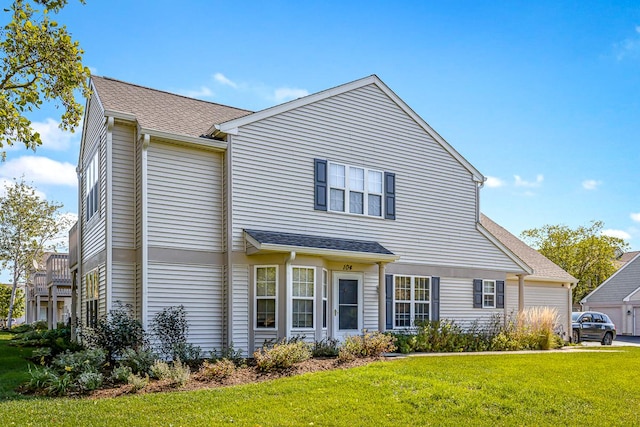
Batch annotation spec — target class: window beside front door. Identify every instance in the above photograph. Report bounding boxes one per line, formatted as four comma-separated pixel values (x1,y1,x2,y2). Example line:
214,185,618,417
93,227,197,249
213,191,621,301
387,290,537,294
255,266,277,329
394,275,431,328
291,267,315,329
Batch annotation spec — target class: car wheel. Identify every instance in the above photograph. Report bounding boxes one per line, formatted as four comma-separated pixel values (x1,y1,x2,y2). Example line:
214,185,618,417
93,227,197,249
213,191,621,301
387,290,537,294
601,332,613,346
572,330,580,344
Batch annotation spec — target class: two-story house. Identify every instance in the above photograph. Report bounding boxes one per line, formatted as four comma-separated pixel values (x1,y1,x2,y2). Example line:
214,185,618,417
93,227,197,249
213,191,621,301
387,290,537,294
70,75,574,355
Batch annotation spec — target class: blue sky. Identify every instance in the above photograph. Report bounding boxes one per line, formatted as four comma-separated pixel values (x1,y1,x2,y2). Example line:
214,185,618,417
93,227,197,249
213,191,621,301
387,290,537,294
1,0,639,281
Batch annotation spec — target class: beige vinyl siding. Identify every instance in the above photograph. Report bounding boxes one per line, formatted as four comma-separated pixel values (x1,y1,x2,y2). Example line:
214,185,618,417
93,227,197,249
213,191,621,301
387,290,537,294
81,94,107,259
231,264,250,354
506,283,519,317
230,84,520,271
112,263,136,313
363,271,379,330
439,277,502,326
147,142,223,251
147,262,224,352
523,281,570,337
111,123,136,249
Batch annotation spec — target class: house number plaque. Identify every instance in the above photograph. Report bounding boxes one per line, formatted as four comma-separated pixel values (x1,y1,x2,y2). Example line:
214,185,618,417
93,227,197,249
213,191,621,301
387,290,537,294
342,264,353,271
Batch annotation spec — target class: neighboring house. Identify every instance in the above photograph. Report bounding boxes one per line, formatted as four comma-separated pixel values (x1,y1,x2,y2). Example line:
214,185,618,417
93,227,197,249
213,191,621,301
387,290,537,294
25,252,72,328
581,252,640,335
70,74,573,355
480,215,577,337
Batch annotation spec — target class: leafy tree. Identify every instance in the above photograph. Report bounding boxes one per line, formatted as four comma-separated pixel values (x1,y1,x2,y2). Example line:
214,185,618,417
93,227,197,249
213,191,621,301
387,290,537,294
0,283,24,328
521,221,629,303
0,0,91,159
0,179,71,329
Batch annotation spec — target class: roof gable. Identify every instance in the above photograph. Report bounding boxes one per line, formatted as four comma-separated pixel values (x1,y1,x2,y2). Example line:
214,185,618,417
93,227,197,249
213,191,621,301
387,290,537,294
582,251,640,303
480,214,577,283
215,75,485,182
91,76,252,138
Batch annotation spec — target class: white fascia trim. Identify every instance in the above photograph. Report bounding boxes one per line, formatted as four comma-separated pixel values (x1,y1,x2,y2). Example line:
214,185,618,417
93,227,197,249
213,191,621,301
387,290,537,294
140,127,227,151
245,234,400,263
103,109,136,122
623,286,640,302
476,223,533,275
216,74,484,181
105,117,114,312
582,252,640,303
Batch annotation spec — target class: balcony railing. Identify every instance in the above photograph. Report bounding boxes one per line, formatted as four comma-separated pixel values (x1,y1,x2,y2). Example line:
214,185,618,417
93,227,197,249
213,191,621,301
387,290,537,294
46,253,71,285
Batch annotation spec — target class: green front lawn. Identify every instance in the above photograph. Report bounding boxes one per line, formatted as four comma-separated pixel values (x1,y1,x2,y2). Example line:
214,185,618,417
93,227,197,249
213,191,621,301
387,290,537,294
0,331,34,401
1,331,639,426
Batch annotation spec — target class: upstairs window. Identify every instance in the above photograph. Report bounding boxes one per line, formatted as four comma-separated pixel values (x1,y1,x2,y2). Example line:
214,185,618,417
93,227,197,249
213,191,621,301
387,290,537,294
328,162,385,217
85,151,99,221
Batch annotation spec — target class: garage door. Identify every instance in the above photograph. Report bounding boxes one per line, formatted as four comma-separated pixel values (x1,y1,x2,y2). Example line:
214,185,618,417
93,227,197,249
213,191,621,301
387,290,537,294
588,306,623,334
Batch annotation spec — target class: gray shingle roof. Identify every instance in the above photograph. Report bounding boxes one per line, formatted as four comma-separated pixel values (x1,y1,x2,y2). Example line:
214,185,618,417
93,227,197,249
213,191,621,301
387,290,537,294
480,214,577,282
244,229,395,255
91,76,252,138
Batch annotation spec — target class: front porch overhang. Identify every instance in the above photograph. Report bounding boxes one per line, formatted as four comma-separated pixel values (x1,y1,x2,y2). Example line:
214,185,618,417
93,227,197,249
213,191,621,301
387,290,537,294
244,229,400,263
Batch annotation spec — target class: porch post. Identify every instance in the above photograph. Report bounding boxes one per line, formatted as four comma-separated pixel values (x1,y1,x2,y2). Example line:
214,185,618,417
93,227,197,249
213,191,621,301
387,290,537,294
70,271,78,340
517,274,525,314
47,287,53,330
52,285,58,329
378,262,386,332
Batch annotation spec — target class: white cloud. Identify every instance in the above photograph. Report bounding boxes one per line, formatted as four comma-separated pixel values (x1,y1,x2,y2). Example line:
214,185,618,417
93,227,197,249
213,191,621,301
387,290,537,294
273,87,309,102
4,118,80,152
181,86,214,99
514,174,544,188
614,26,640,61
631,212,640,222
484,176,506,188
0,156,77,187
601,229,631,240
213,72,238,88
582,179,601,190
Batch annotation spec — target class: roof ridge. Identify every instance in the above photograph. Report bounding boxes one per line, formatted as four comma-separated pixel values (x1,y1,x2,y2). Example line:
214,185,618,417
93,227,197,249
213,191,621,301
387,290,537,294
92,75,253,114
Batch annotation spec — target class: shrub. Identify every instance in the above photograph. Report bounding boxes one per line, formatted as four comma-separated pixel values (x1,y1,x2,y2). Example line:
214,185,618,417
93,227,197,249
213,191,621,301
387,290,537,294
127,373,149,391
211,343,244,366
168,359,191,386
45,372,74,396
337,331,396,362
110,365,133,384
172,342,203,368
10,323,34,334
151,305,189,360
200,359,235,381
25,366,56,392
312,338,340,358
150,360,172,380
31,347,52,365
51,348,107,376
119,347,158,375
77,371,104,392
253,340,312,372
84,303,146,362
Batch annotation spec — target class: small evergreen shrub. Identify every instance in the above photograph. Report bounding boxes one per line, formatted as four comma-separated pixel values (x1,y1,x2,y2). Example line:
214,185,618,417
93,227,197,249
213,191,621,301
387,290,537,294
84,303,146,362
77,372,104,392
312,338,340,358
110,366,133,384
199,359,235,381
253,340,312,372
119,347,157,375
150,360,172,380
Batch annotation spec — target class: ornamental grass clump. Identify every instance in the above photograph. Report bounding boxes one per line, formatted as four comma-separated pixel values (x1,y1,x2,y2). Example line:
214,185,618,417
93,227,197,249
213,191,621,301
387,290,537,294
253,340,312,373
518,306,562,350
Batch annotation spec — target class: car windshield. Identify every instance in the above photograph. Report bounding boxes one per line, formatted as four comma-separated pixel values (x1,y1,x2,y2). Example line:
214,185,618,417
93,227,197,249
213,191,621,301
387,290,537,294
571,312,582,321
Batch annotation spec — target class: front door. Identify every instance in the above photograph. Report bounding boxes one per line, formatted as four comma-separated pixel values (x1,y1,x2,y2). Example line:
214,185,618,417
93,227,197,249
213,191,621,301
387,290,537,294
333,273,363,340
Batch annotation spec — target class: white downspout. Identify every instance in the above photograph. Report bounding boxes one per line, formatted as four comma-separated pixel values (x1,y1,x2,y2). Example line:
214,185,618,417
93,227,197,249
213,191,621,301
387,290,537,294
141,134,150,329
285,251,296,339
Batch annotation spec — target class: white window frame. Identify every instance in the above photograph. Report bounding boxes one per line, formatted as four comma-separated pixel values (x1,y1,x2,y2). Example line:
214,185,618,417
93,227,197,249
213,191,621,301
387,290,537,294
327,161,385,217
84,268,99,328
322,269,328,330
291,266,316,330
85,150,100,221
393,275,431,329
482,280,496,309
255,265,278,330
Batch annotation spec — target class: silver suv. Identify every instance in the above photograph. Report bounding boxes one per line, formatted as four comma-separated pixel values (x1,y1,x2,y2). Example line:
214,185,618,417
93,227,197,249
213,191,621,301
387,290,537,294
571,311,616,345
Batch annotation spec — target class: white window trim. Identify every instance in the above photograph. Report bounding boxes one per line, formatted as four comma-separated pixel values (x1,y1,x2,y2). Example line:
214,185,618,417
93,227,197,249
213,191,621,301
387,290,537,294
290,266,316,331
322,268,328,331
392,275,432,329
254,265,278,331
482,279,496,309
327,161,385,217
85,150,100,222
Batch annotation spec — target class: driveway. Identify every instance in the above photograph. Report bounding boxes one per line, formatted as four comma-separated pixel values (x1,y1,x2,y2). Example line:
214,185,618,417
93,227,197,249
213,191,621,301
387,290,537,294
578,335,640,347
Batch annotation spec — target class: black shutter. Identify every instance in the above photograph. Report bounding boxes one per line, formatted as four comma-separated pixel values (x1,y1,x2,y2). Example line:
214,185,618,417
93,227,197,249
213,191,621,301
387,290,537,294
473,279,483,308
314,159,327,211
385,274,393,330
384,172,395,220
431,277,440,321
496,280,505,309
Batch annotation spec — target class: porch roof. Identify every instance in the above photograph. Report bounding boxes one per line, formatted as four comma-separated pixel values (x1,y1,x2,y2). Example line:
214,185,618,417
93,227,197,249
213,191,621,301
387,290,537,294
244,229,400,263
